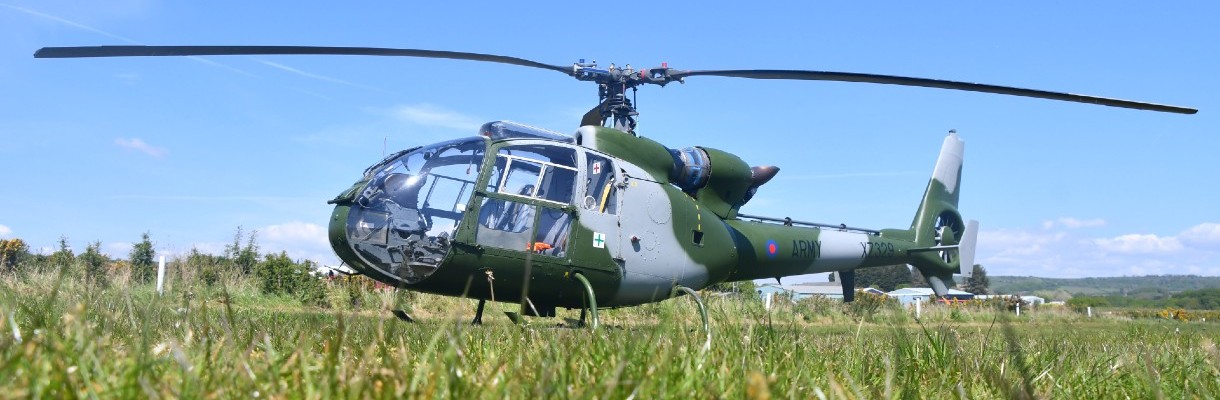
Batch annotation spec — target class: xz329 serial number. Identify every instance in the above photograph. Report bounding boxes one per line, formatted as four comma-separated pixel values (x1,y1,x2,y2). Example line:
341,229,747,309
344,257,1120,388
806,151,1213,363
860,242,895,258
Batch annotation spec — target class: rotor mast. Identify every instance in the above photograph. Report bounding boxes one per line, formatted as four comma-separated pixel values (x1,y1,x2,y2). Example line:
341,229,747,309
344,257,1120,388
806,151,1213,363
569,60,686,133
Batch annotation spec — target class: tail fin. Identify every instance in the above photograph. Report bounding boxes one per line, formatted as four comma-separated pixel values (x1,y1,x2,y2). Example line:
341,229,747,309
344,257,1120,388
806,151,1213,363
907,131,978,296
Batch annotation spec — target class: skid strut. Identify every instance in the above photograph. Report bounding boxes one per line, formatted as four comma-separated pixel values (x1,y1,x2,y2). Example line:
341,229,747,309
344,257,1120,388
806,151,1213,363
572,273,599,330
474,270,496,325
671,285,712,351
472,299,486,325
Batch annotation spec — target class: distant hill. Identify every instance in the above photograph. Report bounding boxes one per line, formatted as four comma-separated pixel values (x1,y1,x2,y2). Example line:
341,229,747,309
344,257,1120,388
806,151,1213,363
989,275,1220,296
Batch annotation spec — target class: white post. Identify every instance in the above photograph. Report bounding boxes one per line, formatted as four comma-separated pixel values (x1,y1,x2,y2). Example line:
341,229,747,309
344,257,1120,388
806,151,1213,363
915,300,922,319
765,292,773,311
8,311,21,344
156,255,166,295
1087,306,1092,318
1016,303,1021,317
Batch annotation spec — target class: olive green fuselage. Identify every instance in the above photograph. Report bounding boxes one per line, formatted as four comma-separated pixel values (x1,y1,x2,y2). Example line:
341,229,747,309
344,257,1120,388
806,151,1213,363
328,124,961,311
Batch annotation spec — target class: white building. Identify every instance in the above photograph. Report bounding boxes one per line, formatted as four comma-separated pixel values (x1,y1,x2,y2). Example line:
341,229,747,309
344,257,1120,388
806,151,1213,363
886,287,975,306
974,294,1045,305
756,282,885,302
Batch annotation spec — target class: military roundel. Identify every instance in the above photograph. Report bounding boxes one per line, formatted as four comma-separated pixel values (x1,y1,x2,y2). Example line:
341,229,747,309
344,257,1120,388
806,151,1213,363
765,239,778,258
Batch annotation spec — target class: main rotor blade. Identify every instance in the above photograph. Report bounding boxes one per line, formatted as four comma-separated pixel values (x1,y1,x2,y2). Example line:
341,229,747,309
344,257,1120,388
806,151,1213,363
671,69,1197,114
35,45,574,76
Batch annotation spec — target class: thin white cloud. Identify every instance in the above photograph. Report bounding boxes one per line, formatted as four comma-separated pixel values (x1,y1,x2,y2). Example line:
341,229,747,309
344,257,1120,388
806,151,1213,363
1083,222,1219,257
183,57,259,78
1093,234,1183,254
115,72,140,85
259,221,335,264
261,221,328,247
109,195,301,202
170,242,227,258
8,4,255,78
256,60,390,93
387,104,484,132
977,221,1220,278
115,137,167,158
295,103,479,147
2,3,140,43
257,60,351,85
1042,217,1106,230
1180,222,1220,247
104,242,133,259
0,224,12,237
979,229,1066,263
1064,218,1106,228
152,223,335,267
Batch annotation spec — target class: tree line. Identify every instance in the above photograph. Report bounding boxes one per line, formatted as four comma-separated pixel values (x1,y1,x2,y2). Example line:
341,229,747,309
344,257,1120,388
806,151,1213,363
1068,288,1220,310
990,274,1220,297
0,228,330,305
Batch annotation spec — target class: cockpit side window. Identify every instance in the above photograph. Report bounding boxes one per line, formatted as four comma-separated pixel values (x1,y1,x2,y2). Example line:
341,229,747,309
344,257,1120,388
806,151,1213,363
490,144,578,205
501,159,541,198
534,207,572,257
498,144,577,167
475,143,577,256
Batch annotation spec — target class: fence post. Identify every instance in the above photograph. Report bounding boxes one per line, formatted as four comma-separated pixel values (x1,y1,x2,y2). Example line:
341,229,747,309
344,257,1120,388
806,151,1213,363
156,255,166,295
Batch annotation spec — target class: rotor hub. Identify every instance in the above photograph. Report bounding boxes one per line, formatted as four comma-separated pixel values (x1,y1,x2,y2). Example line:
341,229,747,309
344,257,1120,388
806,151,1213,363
570,60,683,132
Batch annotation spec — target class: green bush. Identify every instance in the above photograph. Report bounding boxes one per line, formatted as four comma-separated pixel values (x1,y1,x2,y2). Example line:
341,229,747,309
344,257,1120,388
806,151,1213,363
80,241,109,288
0,238,29,274
185,248,225,287
128,232,156,284
1068,296,1110,312
254,251,327,307
794,295,839,322
844,291,898,321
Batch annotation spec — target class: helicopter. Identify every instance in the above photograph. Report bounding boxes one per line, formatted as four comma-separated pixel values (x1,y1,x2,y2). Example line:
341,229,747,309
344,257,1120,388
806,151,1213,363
35,46,1197,329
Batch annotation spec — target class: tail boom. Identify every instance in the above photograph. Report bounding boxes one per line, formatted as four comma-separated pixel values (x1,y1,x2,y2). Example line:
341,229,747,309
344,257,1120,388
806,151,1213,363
720,131,976,299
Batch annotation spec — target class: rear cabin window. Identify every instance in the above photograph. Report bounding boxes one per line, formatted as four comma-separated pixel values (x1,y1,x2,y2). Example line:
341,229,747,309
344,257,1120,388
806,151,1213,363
583,153,618,214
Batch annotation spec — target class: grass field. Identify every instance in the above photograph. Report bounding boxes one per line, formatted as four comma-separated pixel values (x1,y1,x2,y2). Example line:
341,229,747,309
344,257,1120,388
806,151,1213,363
3,269,1219,399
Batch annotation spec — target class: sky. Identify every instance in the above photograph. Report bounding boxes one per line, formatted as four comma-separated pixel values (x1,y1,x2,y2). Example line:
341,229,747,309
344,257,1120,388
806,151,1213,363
1,1,1216,279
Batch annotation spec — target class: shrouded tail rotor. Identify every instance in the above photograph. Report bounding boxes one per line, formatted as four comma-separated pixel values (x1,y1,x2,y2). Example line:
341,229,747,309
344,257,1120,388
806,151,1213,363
933,211,965,264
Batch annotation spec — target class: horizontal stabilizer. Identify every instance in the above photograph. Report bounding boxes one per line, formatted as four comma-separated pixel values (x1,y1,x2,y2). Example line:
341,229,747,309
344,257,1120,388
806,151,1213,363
959,220,979,278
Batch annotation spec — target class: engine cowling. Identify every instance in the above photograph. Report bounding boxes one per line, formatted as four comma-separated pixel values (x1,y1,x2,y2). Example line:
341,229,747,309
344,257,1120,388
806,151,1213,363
575,126,776,218
668,146,712,192
678,147,754,218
